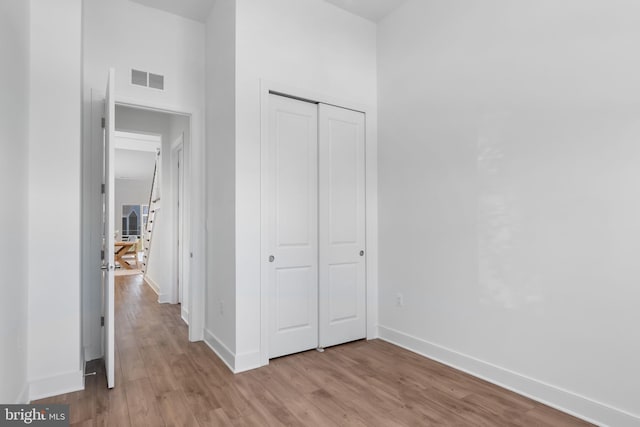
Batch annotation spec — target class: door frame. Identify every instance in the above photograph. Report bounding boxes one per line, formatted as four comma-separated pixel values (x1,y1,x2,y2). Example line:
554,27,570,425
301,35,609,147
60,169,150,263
171,135,186,318
113,95,205,343
259,80,379,366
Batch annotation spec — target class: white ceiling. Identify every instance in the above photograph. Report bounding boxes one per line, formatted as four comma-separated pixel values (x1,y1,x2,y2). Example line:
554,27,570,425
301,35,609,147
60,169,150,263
115,149,156,181
129,0,406,24
129,0,215,23
114,131,160,180
322,0,407,22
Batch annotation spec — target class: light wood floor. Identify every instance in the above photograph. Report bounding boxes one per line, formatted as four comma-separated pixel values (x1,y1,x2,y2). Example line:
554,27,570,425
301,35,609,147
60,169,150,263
35,274,592,426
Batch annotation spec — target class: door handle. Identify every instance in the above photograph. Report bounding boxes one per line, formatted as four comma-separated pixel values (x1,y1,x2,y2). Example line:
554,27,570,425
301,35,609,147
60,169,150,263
360,250,365,256
101,265,115,271
269,255,275,263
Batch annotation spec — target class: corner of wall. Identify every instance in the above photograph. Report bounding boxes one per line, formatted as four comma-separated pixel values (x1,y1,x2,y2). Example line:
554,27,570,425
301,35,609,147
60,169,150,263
143,275,160,295
203,329,236,372
144,274,173,304
233,351,262,373
83,345,102,363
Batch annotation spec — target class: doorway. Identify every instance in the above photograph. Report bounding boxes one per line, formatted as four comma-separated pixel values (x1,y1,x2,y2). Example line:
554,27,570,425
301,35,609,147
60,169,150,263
113,105,192,320
83,75,205,389
113,130,160,276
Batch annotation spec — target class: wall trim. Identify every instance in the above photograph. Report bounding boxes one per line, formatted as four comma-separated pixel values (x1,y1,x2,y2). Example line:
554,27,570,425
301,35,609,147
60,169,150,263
181,308,189,325
145,275,171,303
378,325,640,427
157,293,172,304
235,351,261,373
29,370,84,402
203,329,235,373
202,331,260,374
144,276,160,295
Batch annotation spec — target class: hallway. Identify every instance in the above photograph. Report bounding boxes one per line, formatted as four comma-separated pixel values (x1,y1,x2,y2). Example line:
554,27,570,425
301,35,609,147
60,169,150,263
35,275,591,426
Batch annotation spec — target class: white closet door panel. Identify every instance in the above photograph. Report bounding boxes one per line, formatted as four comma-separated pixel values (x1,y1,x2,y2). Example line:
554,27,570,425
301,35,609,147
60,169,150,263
268,94,319,359
328,263,359,322
319,103,366,348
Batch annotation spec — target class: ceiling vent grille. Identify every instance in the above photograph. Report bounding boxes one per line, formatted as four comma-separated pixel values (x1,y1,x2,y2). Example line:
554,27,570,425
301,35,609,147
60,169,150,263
131,69,164,91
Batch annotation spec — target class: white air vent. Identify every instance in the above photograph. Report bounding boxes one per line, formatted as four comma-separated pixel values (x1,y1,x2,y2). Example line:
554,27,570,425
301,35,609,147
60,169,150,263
131,69,164,91
131,69,147,86
148,73,164,90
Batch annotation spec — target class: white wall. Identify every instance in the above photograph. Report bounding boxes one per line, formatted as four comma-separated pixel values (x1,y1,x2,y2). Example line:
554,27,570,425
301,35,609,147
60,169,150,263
82,0,205,358
0,0,30,404
83,0,205,109
233,0,377,370
204,0,238,367
27,0,83,401
377,1,640,425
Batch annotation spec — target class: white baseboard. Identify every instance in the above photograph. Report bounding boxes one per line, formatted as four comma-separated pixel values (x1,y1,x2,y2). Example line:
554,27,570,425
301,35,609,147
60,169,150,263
144,275,171,303
181,308,189,325
204,329,236,373
378,325,640,427
143,275,160,295
202,329,262,374
16,384,29,404
235,351,262,373
29,369,84,402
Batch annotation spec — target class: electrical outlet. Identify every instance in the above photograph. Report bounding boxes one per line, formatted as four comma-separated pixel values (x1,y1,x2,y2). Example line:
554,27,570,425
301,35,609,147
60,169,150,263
396,293,404,307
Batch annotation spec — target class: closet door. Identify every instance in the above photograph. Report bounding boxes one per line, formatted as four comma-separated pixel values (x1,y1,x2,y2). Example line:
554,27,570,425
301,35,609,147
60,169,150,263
318,104,366,348
267,94,319,358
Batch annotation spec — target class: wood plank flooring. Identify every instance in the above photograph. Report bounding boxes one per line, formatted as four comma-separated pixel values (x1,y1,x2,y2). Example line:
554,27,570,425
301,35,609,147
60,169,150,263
35,274,593,426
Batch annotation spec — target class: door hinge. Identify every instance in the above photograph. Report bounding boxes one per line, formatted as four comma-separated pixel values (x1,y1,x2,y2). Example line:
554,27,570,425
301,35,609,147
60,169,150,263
101,316,105,326
101,117,106,128
101,183,105,194
101,249,105,261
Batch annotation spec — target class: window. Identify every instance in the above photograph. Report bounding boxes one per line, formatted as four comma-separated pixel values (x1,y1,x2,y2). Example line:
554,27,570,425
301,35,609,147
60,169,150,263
121,204,147,238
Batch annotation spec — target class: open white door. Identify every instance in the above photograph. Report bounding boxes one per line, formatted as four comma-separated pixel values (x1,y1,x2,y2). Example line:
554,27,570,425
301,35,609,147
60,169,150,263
101,68,116,388
318,103,367,348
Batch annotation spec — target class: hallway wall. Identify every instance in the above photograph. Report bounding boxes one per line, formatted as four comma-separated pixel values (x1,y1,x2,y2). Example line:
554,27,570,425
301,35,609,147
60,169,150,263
0,0,30,404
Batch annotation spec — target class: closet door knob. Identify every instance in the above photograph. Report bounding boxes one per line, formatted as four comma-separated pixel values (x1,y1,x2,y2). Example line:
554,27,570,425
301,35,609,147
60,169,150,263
269,255,275,263
359,250,365,256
